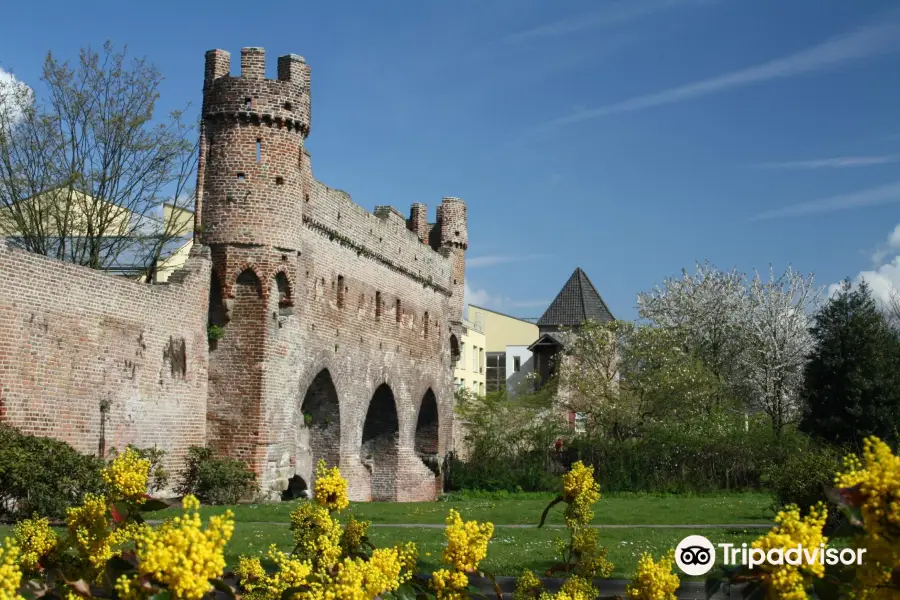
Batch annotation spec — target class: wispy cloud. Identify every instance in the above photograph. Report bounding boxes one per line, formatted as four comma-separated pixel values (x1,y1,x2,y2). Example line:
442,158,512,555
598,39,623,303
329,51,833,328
464,279,548,313
467,254,552,268
530,11,900,134
754,154,900,170
502,0,708,44
750,181,900,221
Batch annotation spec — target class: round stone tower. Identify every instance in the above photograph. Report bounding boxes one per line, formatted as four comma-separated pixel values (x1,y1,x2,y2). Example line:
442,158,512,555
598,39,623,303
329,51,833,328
196,47,310,249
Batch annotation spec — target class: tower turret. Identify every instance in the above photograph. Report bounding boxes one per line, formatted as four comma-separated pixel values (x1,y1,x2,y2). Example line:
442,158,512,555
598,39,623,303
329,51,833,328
197,47,310,250
438,197,467,321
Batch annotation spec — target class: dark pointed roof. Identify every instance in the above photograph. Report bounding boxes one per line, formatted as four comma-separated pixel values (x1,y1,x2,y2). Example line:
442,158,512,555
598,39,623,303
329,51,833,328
537,268,614,327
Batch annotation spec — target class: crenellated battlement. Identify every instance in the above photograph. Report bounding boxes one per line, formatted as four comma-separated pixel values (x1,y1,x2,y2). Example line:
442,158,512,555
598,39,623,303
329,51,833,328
202,47,311,138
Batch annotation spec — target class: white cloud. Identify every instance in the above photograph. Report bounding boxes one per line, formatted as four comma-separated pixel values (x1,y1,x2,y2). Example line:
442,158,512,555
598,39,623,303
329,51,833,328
829,223,900,307
464,279,548,313
467,254,552,268
502,0,709,44
754,154,900,170
530,11,900,133
750,181,900,221
0,67,32,123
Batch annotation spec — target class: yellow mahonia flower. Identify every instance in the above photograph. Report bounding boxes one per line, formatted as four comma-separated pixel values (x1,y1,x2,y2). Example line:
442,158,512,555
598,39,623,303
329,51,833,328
66,493,114,569
313,459,350,513
430,567,470,600
836,436,900,538
234,555,267,583
341,514,371,554
289,501,342,567
103,447,151,503
442,509,494,573
562,462,600,527
236,545,312,600
311,547,409,600
12,516,57,573
395,541,419,574
124,494,234,600
752,503,828,600
556,576,599,600
0,539,25,600
514,569,544,600
626,551,680,600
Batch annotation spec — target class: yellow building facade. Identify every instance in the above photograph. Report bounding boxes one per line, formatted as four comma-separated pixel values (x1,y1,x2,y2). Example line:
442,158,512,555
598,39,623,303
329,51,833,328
453,315,486,397
468,304,539,393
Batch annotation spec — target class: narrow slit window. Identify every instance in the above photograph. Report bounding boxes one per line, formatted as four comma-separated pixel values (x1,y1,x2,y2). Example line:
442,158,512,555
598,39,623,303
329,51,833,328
236,172,246,181
337,275,345,308
395,299,402,323
424,312,429,338
375,291,382,319
275,176,284,185
244,97,252,109
256,139,261,163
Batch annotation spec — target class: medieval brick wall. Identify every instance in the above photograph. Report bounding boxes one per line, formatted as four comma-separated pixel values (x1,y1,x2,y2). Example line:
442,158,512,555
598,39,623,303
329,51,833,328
0,242,211,480
199,47,466,502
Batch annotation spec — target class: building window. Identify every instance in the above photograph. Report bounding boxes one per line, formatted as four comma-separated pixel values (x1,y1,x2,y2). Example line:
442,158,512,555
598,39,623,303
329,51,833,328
479,382,485,396
460,342,465,368
472,347,478,372
480,348,484,373
514,356,521,372
574,412,586,435
459,379,465,391
486,352,506,392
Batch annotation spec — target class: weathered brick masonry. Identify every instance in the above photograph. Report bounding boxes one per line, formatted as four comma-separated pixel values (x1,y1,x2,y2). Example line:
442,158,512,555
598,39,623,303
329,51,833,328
0,242,211,479
0,46,464,502
199,46,466,502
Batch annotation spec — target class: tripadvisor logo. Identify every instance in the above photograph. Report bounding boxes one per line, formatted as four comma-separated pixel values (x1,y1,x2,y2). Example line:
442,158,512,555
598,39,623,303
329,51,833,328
675,535,867,576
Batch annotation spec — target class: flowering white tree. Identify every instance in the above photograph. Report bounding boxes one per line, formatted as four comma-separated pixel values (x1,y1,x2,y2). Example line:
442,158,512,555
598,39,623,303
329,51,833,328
637,262,817,434
738,267,817,434
636,261,748,407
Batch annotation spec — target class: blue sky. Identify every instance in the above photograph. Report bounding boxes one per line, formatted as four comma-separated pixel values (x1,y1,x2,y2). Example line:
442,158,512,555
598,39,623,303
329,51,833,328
2,0,900,320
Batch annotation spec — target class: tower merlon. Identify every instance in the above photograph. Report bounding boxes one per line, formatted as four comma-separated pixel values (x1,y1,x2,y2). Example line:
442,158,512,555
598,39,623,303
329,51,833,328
204,49,231,90
241,47,266,79
408,203,428,244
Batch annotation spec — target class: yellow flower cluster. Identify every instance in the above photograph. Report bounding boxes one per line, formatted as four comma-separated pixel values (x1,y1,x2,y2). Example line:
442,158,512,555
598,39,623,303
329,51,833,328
430,567,470,600
323,547,412,599
340,514,371,554
442,509,494,573
313,459,350,512
0,540,24,600
752,503,828,600
514,569,544,600
12,516,57,573
833,436,900,600
103,447,151,503
570,526,614,579
626,551,680,600
539,576,597,600
117,495,234,600
235,546,313,600
562,462,601,527
66,493,117,569
290,501,343,567
836,436,900,538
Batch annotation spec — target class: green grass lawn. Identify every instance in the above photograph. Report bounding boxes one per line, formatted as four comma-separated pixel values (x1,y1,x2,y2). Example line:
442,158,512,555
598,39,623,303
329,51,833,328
0,492,777,579
152,491,775,526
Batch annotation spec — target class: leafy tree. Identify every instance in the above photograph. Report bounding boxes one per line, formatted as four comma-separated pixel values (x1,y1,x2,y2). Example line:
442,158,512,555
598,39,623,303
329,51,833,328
799,279,900,451
0,42,196,279
559,319,722,439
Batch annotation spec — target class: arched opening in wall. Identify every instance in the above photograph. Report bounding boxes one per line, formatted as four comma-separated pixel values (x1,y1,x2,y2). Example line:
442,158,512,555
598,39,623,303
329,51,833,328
282,474,309,501
300,370,342,474
362,384,400,501
415,389,440,476
450,334,460,365
208,271,227,350
276,272,293,317
236,269,263,297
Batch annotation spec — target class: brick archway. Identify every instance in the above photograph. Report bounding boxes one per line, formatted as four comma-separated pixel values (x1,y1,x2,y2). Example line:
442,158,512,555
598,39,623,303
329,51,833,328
362,383,400,501
415,389,439,455
300,369,342,471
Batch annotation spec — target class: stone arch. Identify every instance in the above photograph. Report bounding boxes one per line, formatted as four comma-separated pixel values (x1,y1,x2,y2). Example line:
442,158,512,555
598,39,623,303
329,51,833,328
226,263,264,298
362,383,400,501
208,269,227,329
415,389,439,455
300,369,342,472
449,333,460,363
274,271,294,316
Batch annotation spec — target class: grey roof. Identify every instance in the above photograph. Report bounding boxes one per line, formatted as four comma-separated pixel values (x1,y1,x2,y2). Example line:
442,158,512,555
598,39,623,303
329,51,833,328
536,267,614,327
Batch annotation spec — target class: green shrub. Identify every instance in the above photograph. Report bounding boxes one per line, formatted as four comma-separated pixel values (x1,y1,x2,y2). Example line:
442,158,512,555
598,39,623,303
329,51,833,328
763,443,843,516
0,423,104,521
175,445,256,505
